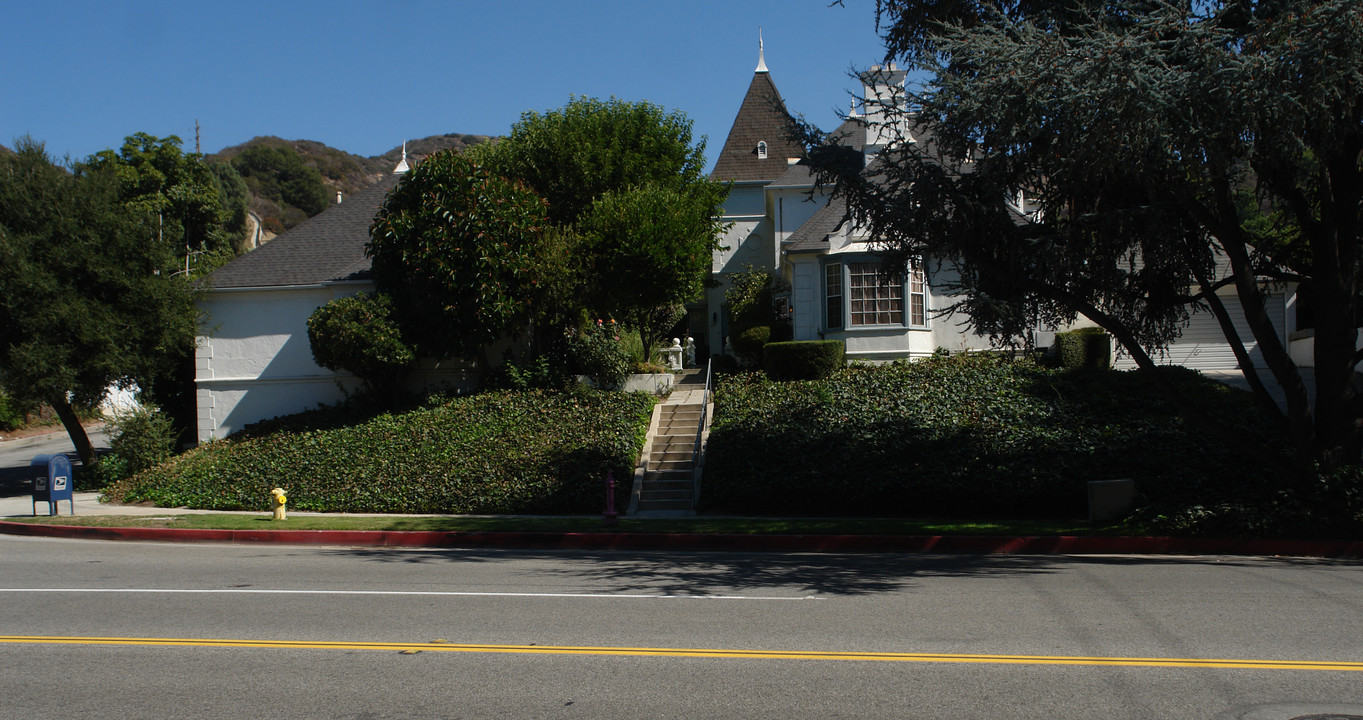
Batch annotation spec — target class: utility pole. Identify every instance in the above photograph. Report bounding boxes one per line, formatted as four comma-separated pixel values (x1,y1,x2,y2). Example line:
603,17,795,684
195,119,201,154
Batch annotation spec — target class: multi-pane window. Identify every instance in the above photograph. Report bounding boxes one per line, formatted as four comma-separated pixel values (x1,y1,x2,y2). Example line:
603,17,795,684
825,259,927,329
908,262,925,326
848,262,904,326
825,262,843,330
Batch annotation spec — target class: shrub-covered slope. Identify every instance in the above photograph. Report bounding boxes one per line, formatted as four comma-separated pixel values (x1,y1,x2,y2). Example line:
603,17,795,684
106,389,653,514
701,355,1289,520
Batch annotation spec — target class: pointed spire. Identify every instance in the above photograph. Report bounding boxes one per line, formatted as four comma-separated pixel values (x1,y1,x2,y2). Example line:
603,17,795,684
394,140,409,174
755,28,768,73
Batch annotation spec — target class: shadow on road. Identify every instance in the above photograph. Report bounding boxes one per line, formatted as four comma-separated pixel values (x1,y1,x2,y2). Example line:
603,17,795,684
318,547,1069,596
316,546,1361,596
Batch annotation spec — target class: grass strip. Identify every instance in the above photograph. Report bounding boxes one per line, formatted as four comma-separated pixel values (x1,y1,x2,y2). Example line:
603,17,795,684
5,513,1122,536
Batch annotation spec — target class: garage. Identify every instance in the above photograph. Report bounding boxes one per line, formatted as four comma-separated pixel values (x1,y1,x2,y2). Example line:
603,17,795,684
1113,289,1289,371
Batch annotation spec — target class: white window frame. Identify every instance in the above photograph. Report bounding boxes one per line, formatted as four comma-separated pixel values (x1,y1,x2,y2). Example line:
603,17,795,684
823,257,927,330
757,141,768,159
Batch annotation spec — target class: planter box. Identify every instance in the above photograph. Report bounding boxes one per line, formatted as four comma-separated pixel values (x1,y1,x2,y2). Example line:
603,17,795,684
621,373,675,394
575,373,676,395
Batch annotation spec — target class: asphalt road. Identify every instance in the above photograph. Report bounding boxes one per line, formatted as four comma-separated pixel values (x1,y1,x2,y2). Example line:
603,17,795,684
0,427,108,497
1,536,1361,719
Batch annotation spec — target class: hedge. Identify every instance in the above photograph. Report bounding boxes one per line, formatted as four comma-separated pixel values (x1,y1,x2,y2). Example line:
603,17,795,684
105,389,655,514
762,340,845,381
1054,327,1111,369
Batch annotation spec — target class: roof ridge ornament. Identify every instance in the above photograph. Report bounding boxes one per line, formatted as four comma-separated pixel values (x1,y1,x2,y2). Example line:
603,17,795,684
756,28,768,73
394,140,409,174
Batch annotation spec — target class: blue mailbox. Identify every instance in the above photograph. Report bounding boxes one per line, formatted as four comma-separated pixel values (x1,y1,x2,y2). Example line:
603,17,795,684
31,453,74,516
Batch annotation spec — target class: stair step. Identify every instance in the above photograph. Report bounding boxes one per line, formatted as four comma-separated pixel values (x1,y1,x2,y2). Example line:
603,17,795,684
641,477,692,490
641,489,692,501
635,499,692,511
660,403,703,413
652,450,693,462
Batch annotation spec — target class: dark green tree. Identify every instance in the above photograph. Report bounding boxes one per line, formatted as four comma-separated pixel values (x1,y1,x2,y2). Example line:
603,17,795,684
85,132,233,277
470,96,728,347
804,0,1363,472
579,183,726,357
470,96,713,226
0,138,199,464
367,150,556,362
208,160,252,253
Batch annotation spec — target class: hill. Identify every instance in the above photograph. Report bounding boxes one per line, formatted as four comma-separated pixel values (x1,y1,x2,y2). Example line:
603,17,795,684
208,133,490,235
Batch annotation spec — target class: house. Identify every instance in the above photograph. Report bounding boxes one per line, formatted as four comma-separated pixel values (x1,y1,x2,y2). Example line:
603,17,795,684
708,50,1011,361
194,152,474,443
709,43,1303,369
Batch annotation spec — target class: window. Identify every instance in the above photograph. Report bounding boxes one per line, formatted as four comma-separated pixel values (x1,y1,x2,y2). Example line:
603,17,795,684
825,259,926,329
825,262,843,330
848,262,904,326
908,262,925,326
757,141,768,159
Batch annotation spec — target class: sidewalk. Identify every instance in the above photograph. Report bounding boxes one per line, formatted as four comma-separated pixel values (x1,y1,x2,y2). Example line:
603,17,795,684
3,491,1362,557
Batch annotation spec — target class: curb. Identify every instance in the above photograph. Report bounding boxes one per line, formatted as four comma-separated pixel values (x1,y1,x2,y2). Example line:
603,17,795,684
2,520,1361,557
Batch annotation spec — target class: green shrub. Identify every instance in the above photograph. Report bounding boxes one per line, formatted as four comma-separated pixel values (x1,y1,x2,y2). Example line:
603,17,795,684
762,340,845,381
105,389,655,515
1054,327,1111,369
701,355,1290,523
484,353,569,391
306,292,416,398
0,393,26,432
567,320,631,390
732,325,773,366
86,404,179,489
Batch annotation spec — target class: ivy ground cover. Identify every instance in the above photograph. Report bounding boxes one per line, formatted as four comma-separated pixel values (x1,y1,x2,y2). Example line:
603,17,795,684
105,389,654,514
700,355,1289,522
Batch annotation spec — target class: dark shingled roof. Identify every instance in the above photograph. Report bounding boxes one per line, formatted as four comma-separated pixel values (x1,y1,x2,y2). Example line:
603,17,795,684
787,195,848,254
710,71,805,183
787,117,963,255
207,173,402,290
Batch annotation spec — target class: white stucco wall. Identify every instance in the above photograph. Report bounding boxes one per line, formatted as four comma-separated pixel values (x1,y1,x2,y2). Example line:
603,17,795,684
195,283,368,442
195,281,478,443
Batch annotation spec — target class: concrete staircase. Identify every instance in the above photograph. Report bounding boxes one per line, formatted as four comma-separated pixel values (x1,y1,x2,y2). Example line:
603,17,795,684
632,370,708,517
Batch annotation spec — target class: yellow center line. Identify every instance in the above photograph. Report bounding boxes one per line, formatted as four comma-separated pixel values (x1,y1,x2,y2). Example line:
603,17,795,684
1,635,1360,672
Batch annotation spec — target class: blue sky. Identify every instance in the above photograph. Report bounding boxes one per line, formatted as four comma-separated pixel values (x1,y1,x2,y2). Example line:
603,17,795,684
3,1,894,172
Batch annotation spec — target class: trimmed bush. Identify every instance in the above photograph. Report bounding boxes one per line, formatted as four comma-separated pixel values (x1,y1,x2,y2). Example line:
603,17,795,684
1054,327,1111,369
732,325,773,366
306,292,415,397
105,389,655,515
762,340,845,381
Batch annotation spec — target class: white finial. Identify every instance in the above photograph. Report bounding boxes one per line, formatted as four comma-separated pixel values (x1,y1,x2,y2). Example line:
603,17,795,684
394,140,409,174
756,28,768,73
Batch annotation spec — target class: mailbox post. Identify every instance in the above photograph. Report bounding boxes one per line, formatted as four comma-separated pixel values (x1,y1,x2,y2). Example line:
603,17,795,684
31,454,75,516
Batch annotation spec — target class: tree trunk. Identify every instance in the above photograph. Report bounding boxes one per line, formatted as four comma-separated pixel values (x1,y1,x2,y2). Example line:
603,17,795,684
50,396,96,466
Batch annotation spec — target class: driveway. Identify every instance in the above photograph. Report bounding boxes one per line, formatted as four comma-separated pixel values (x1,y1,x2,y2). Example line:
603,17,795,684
0,426,108,498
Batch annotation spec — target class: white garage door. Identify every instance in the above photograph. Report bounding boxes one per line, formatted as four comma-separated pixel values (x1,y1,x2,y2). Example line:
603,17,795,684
1114,291,1287,371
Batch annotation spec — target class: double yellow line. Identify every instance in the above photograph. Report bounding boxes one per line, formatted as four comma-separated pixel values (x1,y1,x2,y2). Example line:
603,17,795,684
2,635,1361,672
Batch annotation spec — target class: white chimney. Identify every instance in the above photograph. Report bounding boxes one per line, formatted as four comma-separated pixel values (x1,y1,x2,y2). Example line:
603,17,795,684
336,190,343,204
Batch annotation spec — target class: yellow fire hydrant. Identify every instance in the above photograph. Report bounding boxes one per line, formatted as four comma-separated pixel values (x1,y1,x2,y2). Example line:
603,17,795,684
270,488,288,520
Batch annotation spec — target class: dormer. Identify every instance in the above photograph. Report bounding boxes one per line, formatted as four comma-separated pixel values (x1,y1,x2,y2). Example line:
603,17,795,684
757,141,768,160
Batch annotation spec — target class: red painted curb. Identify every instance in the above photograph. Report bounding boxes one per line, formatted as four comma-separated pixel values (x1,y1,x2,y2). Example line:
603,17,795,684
2,520,1361,557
